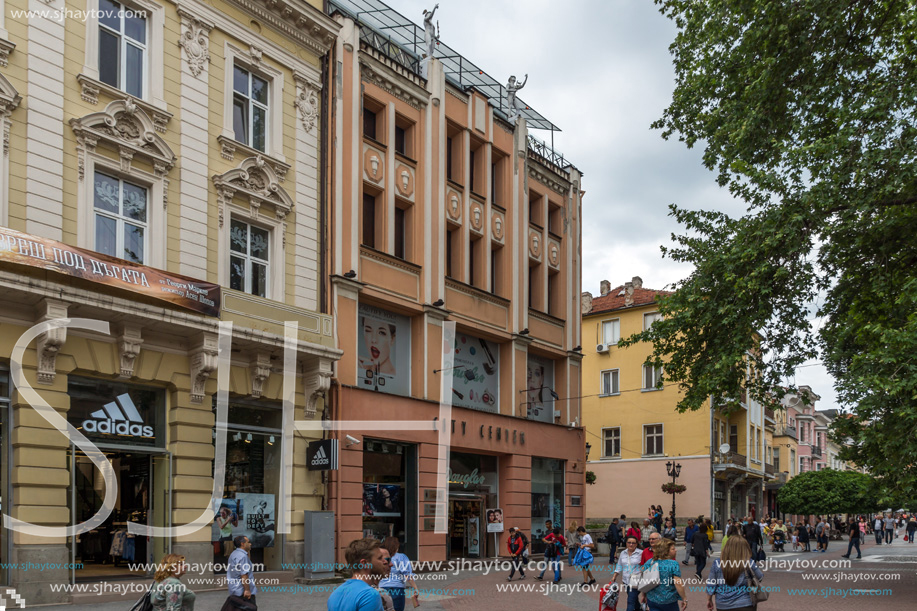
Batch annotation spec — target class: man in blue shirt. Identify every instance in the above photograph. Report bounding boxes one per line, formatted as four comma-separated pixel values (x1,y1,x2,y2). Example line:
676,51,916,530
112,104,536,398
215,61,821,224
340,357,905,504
682,519,698,566
328,538,391,611
227,535,258,605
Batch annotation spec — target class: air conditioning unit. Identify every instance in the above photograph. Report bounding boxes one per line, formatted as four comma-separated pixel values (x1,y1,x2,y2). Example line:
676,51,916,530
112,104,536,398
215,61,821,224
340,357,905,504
553,410,562,419
596,343,609,353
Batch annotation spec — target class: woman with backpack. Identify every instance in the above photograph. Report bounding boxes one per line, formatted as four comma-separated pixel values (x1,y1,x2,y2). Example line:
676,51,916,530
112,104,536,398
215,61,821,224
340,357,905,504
705,536,764,611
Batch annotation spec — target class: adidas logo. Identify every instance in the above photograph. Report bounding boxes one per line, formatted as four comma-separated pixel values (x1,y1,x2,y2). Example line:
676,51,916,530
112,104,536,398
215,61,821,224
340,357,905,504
0,587,25,611
82,393,154,437
311,445,329,466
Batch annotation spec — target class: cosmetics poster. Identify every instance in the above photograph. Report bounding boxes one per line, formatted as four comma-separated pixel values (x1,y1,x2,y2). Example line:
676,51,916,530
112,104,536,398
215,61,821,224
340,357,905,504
358,304,411,397
451,333,500,412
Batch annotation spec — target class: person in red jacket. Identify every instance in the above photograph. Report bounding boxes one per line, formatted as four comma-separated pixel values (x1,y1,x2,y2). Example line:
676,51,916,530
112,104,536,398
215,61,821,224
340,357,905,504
506,527,528,581
536,527,567,583
626,521,642,545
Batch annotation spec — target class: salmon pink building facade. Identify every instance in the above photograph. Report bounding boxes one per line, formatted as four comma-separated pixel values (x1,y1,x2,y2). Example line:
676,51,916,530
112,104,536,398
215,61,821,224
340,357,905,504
322,1,585,563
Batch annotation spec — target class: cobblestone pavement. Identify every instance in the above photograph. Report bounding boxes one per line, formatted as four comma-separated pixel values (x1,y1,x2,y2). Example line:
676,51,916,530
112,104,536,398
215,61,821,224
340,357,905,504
56,532,917,611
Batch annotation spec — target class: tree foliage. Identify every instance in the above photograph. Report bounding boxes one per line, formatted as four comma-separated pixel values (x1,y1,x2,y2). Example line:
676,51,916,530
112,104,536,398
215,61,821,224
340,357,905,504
777,469,875,516
622,0,917,496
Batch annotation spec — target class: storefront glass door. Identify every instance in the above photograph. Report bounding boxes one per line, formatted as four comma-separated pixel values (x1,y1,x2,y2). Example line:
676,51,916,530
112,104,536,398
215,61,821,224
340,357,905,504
69,446,170,582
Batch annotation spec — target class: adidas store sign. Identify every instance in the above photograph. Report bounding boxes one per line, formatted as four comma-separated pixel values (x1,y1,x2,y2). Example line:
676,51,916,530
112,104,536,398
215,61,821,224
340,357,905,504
82,394,154,438
307,439,339,471
311,445,329,467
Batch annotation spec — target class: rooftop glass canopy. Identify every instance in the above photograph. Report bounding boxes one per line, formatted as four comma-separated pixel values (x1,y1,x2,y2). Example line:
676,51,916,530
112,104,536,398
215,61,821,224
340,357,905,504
327,0,561,133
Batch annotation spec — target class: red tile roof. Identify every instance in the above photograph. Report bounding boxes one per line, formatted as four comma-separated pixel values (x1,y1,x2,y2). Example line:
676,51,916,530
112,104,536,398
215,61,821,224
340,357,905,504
586,285,671,315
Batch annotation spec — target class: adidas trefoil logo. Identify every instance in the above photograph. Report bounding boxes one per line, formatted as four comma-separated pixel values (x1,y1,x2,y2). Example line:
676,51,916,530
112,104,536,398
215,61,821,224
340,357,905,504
82,393,154,437
311,445,329,466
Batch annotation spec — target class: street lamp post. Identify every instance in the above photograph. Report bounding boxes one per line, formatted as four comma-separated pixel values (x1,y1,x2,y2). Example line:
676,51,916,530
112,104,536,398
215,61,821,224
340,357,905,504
666,461,682,523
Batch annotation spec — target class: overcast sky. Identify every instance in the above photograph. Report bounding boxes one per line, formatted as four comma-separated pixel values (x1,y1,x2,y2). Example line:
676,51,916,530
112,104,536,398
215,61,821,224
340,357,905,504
385,0,839,411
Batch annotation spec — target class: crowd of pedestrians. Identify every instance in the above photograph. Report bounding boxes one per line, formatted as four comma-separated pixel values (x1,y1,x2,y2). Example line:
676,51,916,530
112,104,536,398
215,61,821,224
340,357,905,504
315,508,916,610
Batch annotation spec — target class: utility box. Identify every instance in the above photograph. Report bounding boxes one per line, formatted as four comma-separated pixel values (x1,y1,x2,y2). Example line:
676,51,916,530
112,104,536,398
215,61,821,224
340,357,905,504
304,510,336,580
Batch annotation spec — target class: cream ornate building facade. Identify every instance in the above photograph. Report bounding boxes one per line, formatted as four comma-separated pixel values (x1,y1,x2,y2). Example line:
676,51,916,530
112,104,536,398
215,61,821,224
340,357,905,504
0,0,339,600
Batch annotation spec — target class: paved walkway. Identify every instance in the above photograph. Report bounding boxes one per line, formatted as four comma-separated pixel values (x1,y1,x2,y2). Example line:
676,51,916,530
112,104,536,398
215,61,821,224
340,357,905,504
53,532,917,611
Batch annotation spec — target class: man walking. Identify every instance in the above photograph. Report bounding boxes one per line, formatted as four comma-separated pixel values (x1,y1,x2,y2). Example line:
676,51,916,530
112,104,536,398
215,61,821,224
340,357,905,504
536,527,566,582
874,514,884,545
691,523,710,579
606,517,622,563
815,517,828,552
842,517,862,559
682,518,697,566
743,516,763,560
227,535,258,606
506,527,528,580
328,538,391,611
884,513,897,545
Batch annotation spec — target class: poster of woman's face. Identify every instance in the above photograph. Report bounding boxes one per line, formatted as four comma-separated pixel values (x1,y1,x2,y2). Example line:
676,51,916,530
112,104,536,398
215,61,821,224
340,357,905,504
358,305,410,396
526,355,555,423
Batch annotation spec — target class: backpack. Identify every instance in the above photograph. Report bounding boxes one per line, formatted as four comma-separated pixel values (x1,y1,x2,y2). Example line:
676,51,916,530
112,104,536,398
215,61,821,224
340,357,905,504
544,539,557,558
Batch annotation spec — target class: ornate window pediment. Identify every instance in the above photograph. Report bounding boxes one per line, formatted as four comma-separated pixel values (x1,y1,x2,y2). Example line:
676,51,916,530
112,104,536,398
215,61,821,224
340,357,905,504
70,98,176,179
213,155,294,224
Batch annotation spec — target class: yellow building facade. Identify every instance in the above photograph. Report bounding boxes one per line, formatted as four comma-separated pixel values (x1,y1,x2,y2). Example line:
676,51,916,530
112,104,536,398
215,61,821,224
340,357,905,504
0,0,340,600
582,278,775,528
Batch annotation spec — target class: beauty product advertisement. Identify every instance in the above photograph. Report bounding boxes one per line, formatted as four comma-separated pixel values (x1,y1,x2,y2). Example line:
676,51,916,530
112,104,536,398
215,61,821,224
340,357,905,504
358,304,411,397
525,354,556,423
451,333,500,412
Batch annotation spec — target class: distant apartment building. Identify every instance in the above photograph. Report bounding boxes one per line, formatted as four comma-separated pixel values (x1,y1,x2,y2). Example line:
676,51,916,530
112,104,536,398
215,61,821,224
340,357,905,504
323,0,585,563
582,278,776,527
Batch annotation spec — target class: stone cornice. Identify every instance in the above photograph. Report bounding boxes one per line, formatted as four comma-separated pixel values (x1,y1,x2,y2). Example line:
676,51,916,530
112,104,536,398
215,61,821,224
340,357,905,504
223,0,340,55
445,84,468,104
444,277,511,308
527,162,568,195
359,50,430,110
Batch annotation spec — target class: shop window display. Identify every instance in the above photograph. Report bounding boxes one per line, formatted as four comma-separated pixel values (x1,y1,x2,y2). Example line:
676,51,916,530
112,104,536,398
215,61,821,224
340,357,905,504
362,440,417,557
212,401,282,572
530,457,564,554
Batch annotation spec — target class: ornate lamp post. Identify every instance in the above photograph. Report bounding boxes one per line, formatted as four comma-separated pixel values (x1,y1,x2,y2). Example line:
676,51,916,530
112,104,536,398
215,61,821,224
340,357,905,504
666,461,682,523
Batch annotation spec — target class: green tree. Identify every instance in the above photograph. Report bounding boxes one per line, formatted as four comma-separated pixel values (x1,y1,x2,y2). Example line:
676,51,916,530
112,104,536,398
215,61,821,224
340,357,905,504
624,0,917,497
777,469,875,516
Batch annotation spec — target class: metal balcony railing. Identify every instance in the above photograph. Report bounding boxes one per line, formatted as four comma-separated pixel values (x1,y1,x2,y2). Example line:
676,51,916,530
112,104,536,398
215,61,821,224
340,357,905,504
776,425,797,439
812,445,823,457
765,463,775,475
715,451,747,468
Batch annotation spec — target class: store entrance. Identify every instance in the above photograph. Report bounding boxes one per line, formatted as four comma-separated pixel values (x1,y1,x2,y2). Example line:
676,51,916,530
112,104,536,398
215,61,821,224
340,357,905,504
70,450,169,582
448,497,483,558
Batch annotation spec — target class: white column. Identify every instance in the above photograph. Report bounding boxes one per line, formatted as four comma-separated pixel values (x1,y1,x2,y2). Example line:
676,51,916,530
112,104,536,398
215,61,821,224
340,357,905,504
293,72,321,310
177,12,212,279
25,0,66,239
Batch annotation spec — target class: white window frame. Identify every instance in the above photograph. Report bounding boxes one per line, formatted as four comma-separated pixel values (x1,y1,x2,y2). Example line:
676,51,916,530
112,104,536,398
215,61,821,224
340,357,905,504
231,64,270,153
228,217,271,297
82,0,166,109
644,311,662,330
222,43,285,162
644,423,663,456
97,0,148,99
219,205,284,301
642,364,663,390
77,152,166,269
602,427,621,459
91,170,150,264
601,318,620,346
600,369,619,396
